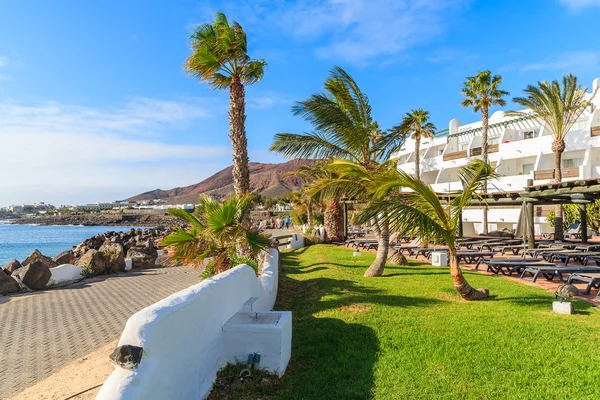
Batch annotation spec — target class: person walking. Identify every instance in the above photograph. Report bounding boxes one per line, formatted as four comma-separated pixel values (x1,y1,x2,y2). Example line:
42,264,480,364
285,216,291,229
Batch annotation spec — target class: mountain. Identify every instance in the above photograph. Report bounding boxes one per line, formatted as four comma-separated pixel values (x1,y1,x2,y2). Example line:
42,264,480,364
127,159,316,204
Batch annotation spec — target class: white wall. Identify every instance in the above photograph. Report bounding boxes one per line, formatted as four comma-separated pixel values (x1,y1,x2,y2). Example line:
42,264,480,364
97,248,283,400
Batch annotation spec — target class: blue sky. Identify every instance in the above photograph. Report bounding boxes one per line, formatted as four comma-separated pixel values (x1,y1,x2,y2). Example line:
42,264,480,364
1,0,599,206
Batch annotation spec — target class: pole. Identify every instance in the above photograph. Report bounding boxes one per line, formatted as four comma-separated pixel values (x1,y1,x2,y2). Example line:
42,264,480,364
526,202,536,249
343,202,348,240
580,203,588,244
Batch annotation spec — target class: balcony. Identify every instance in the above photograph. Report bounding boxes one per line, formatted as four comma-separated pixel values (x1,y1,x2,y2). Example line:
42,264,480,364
443,150,468,161
591,126,600,137
533,167,579,180
469,144,499,157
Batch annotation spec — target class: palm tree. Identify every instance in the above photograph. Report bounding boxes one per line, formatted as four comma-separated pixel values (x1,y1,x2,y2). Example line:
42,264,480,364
358,159,497,300
162,195,269,274
286,163,327,227
460,71,508,234
184,12,266,195
392,109,436,180
270,66,403,276
510,74,596,241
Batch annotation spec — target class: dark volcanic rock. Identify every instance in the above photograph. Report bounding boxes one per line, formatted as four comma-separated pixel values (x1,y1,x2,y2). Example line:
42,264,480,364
109,345,143,369
12,261,52,290
0,269,20,294
53,250,76,265
2,259,22,275
76,249,107,276
23,249,57,269
127,250,156,269
99,241,126,273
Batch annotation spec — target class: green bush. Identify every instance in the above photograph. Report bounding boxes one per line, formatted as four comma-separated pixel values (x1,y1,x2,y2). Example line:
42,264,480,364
313,211,324,225
291,210,307,226
201,253,259,279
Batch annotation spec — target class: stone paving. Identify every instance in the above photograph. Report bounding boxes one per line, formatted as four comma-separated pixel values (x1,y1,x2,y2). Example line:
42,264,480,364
0,266,200,398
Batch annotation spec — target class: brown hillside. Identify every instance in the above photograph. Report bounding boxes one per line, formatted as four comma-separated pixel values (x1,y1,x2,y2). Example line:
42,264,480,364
127,159,315,204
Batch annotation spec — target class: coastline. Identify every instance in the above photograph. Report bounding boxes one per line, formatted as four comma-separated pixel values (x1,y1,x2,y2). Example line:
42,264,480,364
6,213,180,227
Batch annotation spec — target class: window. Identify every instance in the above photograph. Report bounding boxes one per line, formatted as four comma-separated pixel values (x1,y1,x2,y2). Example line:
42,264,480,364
488,136,500,145
521,130,537,140
522,163,534,175
459,143,469,151
438,149,444,156
562,158,583,168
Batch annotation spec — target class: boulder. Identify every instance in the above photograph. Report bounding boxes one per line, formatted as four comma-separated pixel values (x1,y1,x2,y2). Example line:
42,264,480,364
22,249,57,269
0,269,20,294
76,249,107,276
128,244,158,259
2,259,22,275
99,241,126,273
12,261,52,290
53,250,76,265
126,250,156,269
109,345,143,369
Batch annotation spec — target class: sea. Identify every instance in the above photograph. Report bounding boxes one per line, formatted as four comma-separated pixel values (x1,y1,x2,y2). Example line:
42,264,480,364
0,222,144,266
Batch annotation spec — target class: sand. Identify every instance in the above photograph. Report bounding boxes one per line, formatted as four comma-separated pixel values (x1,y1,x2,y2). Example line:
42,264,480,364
10,340,117,400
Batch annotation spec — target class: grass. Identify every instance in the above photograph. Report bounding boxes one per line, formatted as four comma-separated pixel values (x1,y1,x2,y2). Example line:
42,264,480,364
217,245,600,399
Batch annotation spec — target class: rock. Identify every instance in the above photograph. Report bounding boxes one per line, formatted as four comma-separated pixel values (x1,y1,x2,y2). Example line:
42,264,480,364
556,284,579,299
22,249,57,269
387,250,408,265
128,244,158,259
110,345,143,369
12,261,52,290
0,269,20,294
2,259,22,275
127,250,156,269
76,249,107,276
99,241,126,273
53,250,76,265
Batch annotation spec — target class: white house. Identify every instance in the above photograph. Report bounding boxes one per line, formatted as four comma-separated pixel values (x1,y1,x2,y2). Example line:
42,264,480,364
393,77,600,235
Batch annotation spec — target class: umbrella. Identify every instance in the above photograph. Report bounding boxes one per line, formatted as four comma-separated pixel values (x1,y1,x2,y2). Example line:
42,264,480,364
514,201,530,247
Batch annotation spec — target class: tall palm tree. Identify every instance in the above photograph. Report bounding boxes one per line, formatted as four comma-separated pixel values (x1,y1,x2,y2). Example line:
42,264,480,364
358,159,497,300
460,71,508,234
162,195,269,273
270,66,403,276
392,109,436,180
510,74,596,241
184,12,267,195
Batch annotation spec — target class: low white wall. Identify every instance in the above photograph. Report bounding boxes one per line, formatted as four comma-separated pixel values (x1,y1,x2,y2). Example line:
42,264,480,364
97,248,281,400
47,264,84,287
287,233,305,250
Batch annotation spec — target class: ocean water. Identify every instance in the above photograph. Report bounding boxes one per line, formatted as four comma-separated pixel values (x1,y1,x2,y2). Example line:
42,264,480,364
0,222,144,266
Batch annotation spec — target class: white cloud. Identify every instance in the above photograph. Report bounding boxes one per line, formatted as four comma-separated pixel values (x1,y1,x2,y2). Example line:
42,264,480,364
0,98,231,205
201,0,469,65
247,91,292,109
558,0,600,10
515,51,600,72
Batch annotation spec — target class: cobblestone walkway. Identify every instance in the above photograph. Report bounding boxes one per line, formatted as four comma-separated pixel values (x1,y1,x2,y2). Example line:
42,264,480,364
0,266,200,398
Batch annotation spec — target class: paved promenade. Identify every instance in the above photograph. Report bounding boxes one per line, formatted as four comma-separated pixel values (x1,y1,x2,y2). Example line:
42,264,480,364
0,266,200,398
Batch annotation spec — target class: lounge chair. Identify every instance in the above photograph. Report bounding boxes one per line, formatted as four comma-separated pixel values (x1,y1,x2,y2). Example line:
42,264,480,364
551,251,600,266
477,258,545,275
520,265,600,283
394,237,423,255
567,272,600,296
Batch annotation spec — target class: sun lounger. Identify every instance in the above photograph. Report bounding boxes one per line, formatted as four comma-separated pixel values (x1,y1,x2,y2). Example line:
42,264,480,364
567,272,600,295
551,252,600,266
524,248,579,259
478,258,545,275
492,244,527,255
394,238,423,255
520,265,600,283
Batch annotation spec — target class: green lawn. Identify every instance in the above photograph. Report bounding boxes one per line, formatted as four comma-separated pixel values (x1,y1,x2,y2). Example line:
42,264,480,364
225,245,600,399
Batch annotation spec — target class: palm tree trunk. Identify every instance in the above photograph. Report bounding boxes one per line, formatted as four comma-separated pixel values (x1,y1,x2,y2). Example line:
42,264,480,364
449,245,489,300
229,75,250,195
364,218,389,277
307,201,313,227
414,136,421,180
553,139,565,241
481,106,489,235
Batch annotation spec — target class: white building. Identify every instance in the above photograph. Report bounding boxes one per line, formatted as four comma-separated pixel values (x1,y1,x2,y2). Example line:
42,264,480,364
393,77,600,235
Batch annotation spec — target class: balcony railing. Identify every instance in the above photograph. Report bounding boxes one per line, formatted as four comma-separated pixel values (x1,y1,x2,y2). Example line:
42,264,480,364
591,126,600,137
469,144,499,157
443,150,468,161
533,167,579,180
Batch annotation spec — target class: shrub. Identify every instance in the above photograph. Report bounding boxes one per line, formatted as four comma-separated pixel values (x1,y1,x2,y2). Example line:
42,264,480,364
313,211,324,225
291,210,307,226
304,233,323,246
